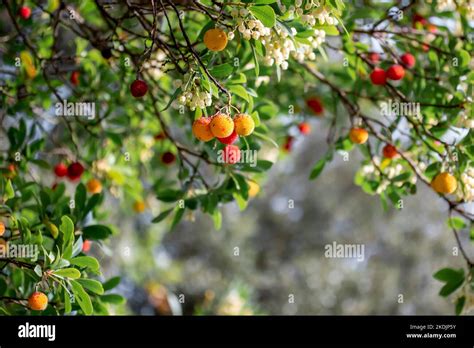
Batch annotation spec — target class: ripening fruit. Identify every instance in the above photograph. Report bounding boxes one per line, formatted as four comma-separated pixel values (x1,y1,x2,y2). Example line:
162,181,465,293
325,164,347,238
161,152,176,165
130,79,148,98
368,52,380,64
70,71,80,86
217,130,238,145
400,53,416,68
19,6,32,19
223,145,241,164
431,172,457,194
0,221,5,237
349,128,369,144
306,98,324,115
412,13,427,28
282,136,294,152
298,122,311,135
210,113,234,138
82,239,91,253
154,132,166,141
427,24,437,33
28,292,48,311
67,162,84,181
382,144,398,159
192,117,214,142
4,163,16,179
370,68,386,85
54,163,68,177
233,114,255,136
203,28,228,52
247,180,260,198
386,65,405,81
86,178,102,194
133,200,146,213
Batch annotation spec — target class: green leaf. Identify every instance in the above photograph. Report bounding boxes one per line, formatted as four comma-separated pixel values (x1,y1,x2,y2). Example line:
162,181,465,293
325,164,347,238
253,131,278,148
70,256,100,272
60,216,75,259
102,276,121,291
309,157,327,180
228,84,250,102
53,268,81,279
156,189,183,203
101,293,126,304
455,296,465,315
212,209,222,230
82,225,112,240
446,217,467,230
433,268,464,282
77,279,104,295
152,208,174,223
4,179,14,201
209,63,234,79
70,280,93,315
249,5,276,28
171,207,185,230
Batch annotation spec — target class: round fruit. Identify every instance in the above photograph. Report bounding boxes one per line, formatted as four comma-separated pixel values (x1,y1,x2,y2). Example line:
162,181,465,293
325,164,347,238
412,13,427,28
19,6,32,19
67,162,84,181
161,152,176,165
298,122,311,135
283,136,294,152
154,132,166,141
349,128,369,144
28,292,48,311
210,113,234,138
130,79,148,98
192,117,214,142
306,98,324,115
370,68,386,85
54,163,68,177
431,172,457,194
70,71,80,86
86,178,102,194
217,130,238,145
382,144,398,159
133,200,146,213
368,52,380,64
247,180,260,198
0,221,5,237
203,28,228,52
222,145,241,164
400,53,415,68
233,114,255,136
386,65,405,80
82,240,91,253
427,24,437,33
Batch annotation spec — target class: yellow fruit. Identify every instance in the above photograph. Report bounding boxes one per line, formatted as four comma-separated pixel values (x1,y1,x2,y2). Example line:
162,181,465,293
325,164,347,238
203,28,228,52
431,172,457,194
28,291,48,311
349,127,369,144
86,178,102,194
192,117,214,142
20,51,37,79
247,180,260,198
0,221,5,237
234,114,255,136
133,200,146,213
210,113,234,138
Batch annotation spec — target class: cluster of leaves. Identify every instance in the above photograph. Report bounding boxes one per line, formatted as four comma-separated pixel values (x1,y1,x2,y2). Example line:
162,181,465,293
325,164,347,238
0,0,473,315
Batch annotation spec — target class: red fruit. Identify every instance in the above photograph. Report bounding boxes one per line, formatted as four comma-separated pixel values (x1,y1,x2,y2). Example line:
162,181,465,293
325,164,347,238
283,136,294,152
412,13,427,28
82,240,91,253
400,53,415,68
427,24,437,33
54,163,68,177
382,144,398,159
67,162,84,181
386,65,405,81
217,130,238,145
306,98,324,115
421,44,429,52
130,79,148,98
368,52,380,64
70,71,80,86
222,145,241,164
19,6,31,19
161,152,176,165
298,122,311,135
154,132,166,141
370,68,386,85
8,163,16,172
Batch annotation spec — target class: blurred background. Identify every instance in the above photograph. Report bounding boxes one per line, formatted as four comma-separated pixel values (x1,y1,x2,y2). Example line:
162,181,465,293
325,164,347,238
89,123,467,316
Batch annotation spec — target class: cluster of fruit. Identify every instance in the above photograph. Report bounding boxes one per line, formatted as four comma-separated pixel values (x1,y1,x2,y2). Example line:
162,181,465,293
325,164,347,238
369,53,415,85
53,162,102,194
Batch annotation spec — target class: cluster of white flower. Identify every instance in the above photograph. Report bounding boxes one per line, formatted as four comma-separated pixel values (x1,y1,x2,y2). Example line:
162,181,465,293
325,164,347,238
456,167,474,202
173,78,212,111
428,0,474,19
230,4,329,69
143,50,167,79
300,6,338,26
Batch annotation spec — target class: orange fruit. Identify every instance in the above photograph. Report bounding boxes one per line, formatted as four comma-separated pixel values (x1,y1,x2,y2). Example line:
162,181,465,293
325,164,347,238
0,221,5,237
86,178,102,194
210,113,234,138
192,117,214,142
133,200,146,213
204,28,228,52
349,128,369,144
28,292,48,311
431,172,457,194
233,114,255,136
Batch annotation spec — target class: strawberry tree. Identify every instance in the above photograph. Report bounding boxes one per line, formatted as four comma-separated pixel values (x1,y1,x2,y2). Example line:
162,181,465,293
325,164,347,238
0,0,473,315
